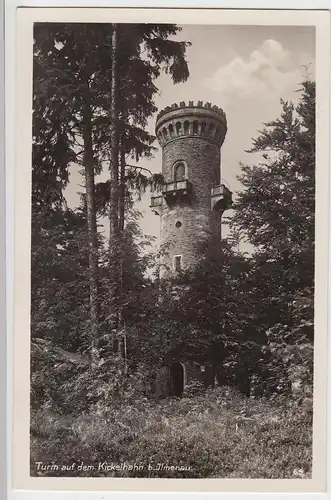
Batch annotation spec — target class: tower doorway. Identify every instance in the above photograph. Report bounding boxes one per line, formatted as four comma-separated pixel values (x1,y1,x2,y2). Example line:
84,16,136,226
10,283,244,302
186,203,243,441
169,362,185,397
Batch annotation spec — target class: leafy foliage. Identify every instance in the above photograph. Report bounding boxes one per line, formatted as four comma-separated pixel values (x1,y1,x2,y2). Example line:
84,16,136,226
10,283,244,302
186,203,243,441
31,207,92,352
229,80,315,395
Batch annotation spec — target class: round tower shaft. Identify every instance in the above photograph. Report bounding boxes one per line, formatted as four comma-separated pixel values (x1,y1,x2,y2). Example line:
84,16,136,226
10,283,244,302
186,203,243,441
150,100,232,276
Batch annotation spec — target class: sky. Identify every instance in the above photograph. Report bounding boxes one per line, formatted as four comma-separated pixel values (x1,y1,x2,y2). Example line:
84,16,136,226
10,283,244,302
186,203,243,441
64,24,315,250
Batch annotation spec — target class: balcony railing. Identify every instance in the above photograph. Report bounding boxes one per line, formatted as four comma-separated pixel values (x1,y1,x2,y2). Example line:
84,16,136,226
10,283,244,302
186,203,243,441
162,179,192,197
150,195,163,208
150,194,163,215
211,184,232,211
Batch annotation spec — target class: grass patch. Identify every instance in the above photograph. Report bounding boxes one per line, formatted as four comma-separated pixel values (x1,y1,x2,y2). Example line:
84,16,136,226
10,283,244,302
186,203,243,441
30,387,312,479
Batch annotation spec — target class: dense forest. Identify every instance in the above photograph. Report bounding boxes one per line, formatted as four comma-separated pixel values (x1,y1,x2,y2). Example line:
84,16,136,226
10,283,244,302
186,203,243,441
30,23,315,479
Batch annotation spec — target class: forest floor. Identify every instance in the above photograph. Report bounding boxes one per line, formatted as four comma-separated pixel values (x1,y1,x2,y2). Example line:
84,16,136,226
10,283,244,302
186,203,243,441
30,387,312,479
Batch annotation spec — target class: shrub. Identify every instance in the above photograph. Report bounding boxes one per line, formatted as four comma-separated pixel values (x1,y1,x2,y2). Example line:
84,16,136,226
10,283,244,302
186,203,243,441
31,387,312,479
182,380,205,398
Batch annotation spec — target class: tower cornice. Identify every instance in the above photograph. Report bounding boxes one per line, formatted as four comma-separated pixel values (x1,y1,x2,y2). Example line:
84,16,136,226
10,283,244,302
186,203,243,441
159,133,222,148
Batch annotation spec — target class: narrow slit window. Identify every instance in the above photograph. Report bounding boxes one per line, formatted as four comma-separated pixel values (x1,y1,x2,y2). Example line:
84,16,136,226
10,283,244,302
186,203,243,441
174,255,182,272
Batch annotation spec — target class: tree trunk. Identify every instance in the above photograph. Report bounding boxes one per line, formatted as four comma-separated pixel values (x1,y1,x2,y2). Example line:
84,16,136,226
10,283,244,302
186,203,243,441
119,139,127,369
109,23,120,352
119,138,126,232
83,98,99,365
109,23,119,243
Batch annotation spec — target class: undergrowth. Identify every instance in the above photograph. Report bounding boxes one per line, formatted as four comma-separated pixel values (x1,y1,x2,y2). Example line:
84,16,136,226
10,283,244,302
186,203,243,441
30,386,312,479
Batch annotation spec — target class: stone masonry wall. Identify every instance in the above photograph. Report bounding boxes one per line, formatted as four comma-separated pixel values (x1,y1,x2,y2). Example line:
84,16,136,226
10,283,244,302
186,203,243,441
160,136,221,273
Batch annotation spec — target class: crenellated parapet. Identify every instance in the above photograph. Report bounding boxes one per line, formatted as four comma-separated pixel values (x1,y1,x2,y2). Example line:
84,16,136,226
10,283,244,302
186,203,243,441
156,100,226,122
155,100,227,148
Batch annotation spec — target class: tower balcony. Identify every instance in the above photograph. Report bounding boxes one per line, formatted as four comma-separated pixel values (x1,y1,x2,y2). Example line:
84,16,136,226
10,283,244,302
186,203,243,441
162,179,193,204
150,195,163,215
211,184,233,211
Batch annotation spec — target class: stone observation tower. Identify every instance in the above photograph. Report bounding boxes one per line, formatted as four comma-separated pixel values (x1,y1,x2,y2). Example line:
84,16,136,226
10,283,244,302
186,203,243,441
150,101,233,276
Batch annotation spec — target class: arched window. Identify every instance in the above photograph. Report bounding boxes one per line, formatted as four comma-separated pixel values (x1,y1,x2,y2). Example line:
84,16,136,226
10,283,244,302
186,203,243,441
208,123,215,139
215,126,221,142
174,162,186,182
176,121,182,135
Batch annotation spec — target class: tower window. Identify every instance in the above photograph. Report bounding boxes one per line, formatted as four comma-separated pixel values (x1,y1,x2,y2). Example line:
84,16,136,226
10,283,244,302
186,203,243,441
176,121,182,135
174,162,186,182
174,255,182,272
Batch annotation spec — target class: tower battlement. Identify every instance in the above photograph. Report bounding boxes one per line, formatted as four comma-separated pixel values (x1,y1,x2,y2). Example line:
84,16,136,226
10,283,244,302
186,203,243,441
156,101,227,147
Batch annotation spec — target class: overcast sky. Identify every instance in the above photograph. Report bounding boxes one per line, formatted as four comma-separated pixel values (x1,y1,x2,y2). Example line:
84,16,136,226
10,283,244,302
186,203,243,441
64,24,315,249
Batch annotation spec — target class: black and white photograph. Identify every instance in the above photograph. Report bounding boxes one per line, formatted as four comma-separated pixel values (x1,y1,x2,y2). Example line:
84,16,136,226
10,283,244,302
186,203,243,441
11,7,330,490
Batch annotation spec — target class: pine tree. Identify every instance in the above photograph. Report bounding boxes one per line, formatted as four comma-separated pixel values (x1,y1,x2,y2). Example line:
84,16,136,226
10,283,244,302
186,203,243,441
33,23,116,360
33,23,191,360
104,23,191,354
230,80,315,395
